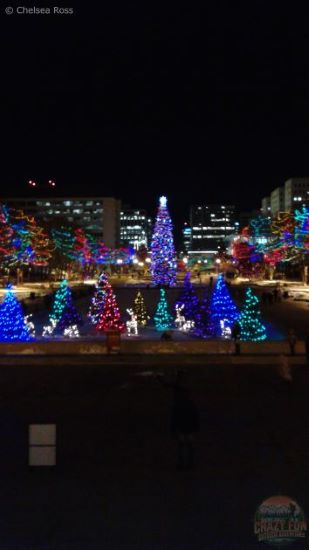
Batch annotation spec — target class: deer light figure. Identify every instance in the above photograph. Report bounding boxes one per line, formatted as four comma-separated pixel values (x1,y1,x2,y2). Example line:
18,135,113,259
126,308,138,336
175,304,186,330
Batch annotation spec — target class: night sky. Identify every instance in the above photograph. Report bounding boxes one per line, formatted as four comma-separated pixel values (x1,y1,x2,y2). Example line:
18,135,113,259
2,1,309,226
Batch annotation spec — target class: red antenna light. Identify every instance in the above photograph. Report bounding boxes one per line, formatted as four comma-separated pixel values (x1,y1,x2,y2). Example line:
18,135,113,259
28,180,37,187
48,180,56,187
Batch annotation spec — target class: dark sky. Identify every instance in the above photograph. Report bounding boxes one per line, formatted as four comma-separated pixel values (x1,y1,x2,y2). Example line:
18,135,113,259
1,1,309,226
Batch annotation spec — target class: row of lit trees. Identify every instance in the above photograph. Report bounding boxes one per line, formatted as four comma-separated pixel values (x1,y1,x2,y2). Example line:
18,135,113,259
0,271,266,342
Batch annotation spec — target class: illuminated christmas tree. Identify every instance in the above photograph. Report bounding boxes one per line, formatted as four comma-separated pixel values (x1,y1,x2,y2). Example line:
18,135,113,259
74,228,94,266
50,279,70,325
43,279,81,337
208,274,238,337
194,288,211,338
154,288,173,331
239,287,266,341
295,207,309,251
175,272,199,321
0,284,32,341
88,271,108,325
56,286,82,337
96,281,125,333
0,205,14,266
133,291,149,326
51,227,75,260
150,196,177,286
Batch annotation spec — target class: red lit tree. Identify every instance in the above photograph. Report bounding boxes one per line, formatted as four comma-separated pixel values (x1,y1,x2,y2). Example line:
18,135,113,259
96,281,125,333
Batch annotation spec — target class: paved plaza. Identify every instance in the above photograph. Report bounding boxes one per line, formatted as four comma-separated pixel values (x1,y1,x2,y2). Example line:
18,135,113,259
0,359,308,547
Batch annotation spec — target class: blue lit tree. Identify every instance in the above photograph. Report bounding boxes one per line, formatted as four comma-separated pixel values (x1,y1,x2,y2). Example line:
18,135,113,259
194,288,212,338
150,196,177,286
239,287,266,341
0,284,32,341
175,272,199,321
208,274,238,337
154,288,173,331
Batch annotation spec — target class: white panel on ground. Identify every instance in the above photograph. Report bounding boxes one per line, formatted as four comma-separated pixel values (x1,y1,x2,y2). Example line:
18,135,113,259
29,424,56,445
29,446,56,466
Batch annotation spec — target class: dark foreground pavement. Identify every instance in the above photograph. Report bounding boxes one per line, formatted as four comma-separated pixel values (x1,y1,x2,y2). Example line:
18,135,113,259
0,360,308,548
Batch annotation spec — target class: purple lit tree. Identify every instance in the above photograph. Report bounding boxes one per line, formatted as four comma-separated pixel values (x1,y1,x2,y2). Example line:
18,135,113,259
150,196,177,286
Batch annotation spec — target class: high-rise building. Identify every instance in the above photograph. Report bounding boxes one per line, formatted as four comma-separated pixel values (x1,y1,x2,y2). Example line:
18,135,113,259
188,204,238,257
270,187,285,216
2,196,121,248
284,178,309,211
120,208,152,250
261,196,271,215
182,222,192,252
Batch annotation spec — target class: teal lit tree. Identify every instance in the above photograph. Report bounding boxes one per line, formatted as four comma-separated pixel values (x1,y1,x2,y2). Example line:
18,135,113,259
175,272,199,321
239,287,266,341
50,279,70,324
88,271,108,325
295,206,309,251
0,284,32,341
208,274,238,337
154,288,173,331
150,196,177,286
56,288,82,336
43,279,82,337
194,288,211,338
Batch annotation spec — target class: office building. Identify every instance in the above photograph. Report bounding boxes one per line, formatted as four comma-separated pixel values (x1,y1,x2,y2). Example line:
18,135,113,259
270,187,285,216
120,208,152,250
284,178,309,211
188,204,238,257
261,196,271,215
2,196,121,248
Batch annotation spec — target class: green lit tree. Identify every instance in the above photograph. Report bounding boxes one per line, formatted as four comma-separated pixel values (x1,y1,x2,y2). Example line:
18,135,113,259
133,291,149,326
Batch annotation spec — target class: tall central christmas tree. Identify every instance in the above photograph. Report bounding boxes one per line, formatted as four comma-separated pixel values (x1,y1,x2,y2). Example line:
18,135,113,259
208,274,238,337
239,287,266,341
150,196,177,286
0,284,33,342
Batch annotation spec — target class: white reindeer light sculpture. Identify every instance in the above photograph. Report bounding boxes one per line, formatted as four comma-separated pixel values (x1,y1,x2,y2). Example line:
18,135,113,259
175,304,186,330
126,308,138,336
